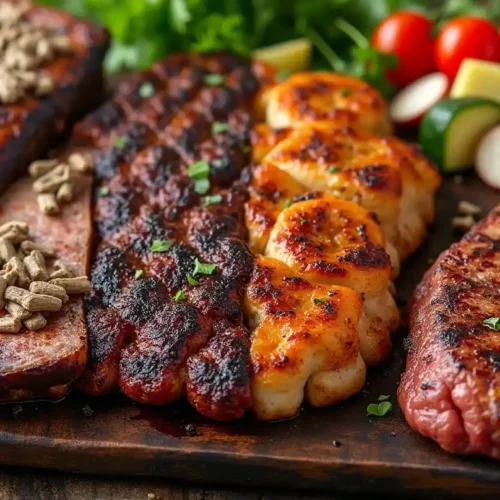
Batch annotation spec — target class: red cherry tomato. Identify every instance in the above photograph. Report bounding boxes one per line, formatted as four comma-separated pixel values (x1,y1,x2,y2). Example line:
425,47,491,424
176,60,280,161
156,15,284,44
435,17,500,81
371,11,435,88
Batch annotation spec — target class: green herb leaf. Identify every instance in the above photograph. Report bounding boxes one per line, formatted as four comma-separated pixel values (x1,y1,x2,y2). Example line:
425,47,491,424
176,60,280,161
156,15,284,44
367,401,392,417
97,187,110,198
283,199,291,209
139,81,155,98
187,273,200,286
340,88,352,97
204,194,222,206
241,145,251,155
193,258,217,276
212,122,229,134
313,298,325,305
134,269,144,279
328,166,340,173
204,73,225,86
378,394,390,401
173,289,185,302
194,178,210,195
187,160,210,180
483,317,500,330
150,239,174,252
300,217,307,225
114,136,126,149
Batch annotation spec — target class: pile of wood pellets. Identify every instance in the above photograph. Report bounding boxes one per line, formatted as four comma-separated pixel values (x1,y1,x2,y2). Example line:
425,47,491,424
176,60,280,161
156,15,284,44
0,220,91,333
30,152,93,215
0,0,72,103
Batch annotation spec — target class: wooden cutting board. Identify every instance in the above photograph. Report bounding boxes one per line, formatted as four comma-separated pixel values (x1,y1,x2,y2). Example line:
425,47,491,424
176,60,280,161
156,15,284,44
0,174,499,498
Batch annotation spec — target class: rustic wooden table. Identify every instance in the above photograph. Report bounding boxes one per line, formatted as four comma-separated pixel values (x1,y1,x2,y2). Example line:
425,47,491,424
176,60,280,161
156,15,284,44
0,467,363,500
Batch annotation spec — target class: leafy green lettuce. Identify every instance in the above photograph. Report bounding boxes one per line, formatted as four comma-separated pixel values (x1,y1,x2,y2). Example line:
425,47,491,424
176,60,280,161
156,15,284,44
38,0,500,80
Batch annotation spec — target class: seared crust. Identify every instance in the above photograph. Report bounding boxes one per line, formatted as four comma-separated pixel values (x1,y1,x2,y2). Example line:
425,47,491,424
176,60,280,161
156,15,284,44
0,176,91,398
399,205,500,459
76,52,261,420
260,122,440,260
0,5,109,193
266,72,393,134
245,256,366,420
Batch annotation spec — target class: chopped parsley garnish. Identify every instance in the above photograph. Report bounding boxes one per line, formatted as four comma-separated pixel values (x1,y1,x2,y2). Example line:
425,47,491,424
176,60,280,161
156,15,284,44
212,121,229,134
367,401,392,417
313,298,325,305
97,186,110,197
340,88,352,97
139,81,155,98
150,239,173,252
483,317,500,330
277,69,291,82
187,273,200,286
187,160,210,180
114,136,126,148
328,166,340,174
193,258,217,276
204,194,222,206
173,290,185,302
300,217,307,225
194,178,210,194
188,160,211,194
134,269,144,279
378,394,390,401
283,199,291,209
241,145,251,154
204,73,225,86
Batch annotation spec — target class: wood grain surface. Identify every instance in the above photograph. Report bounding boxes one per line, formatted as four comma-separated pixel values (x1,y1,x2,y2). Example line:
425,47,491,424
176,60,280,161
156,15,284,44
0,466,362,500
0,175,499,498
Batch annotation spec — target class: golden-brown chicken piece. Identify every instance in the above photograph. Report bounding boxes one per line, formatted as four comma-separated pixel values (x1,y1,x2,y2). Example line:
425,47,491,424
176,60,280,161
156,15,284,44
250,123,292,162
262,123,440,261
265,197,399,366
245,256,366,421
266,72,393,135
244,162,307,254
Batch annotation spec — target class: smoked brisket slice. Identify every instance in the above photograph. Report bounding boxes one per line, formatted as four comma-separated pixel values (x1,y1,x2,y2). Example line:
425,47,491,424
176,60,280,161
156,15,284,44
0,5,109,193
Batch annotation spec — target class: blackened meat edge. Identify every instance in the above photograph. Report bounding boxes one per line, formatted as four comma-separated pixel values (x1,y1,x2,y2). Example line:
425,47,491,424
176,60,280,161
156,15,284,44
76,53,263,421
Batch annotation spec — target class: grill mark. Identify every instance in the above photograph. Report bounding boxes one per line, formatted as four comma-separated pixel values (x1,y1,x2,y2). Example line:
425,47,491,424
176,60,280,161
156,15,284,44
82,52,261,418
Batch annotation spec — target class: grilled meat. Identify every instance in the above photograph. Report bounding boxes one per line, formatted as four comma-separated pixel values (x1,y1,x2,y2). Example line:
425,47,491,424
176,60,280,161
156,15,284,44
245,255,366,420
253,122,440,262
0,176,91,399
0,5,109,193
0,47,440,420
266,72,393,135
75,53,261,421
265,197,399,366
399,205,500,459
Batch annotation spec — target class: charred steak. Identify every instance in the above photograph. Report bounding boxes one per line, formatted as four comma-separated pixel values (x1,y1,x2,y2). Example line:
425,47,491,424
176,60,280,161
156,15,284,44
399,205,500,459
0,4,109,193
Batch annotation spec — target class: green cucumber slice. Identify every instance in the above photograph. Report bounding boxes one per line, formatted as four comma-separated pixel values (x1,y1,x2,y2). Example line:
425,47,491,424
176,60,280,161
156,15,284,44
419,97,500,173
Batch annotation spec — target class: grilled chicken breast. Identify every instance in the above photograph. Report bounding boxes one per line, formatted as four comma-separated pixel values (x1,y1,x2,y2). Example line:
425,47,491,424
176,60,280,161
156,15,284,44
399,205,500,459
259,122,440,261
245,255,366,420
266,72,393,135
266,197,399,366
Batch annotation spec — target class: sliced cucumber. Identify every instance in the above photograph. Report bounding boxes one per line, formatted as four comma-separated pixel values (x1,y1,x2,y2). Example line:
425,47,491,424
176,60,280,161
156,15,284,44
419,97,500,173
